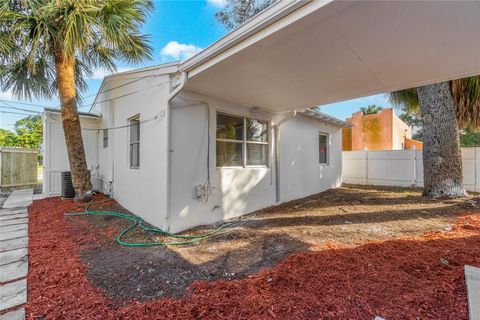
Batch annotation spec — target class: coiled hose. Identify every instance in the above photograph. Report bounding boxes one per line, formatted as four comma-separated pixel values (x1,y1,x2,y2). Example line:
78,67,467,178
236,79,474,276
65,199,249,247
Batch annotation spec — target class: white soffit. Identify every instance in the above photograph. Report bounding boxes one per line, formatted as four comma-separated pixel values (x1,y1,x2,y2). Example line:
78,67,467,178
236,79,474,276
184,0,480,112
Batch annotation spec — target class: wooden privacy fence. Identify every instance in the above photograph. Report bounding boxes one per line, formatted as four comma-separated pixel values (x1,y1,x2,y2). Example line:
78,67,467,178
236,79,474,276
0,147,38,190
343,147,480,192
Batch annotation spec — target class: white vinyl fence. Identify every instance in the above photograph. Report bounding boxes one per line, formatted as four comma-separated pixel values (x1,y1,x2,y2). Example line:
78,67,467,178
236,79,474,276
343,148,480,192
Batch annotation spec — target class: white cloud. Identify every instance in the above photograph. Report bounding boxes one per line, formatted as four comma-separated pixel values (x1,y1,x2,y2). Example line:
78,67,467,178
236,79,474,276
160,41,203,62
207,0,227,7
89,67,133,80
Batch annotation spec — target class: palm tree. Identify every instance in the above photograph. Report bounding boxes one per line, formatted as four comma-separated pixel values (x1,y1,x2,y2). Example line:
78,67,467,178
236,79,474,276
388,76,480,198
360,104,382,115
0,0,153,201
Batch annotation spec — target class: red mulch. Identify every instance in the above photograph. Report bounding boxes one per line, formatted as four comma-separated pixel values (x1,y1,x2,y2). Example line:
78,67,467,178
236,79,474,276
27,196,480,319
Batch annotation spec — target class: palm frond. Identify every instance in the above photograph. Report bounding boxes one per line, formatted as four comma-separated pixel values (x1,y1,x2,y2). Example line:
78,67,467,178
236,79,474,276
388,88,420,115
451,76,480,129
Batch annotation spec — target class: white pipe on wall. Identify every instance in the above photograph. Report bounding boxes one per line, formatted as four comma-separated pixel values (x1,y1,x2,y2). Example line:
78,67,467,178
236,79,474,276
165,72,188,231
274,109,298,202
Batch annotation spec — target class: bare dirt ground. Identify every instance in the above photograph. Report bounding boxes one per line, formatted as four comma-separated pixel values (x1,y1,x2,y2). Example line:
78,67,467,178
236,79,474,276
72,184,480,305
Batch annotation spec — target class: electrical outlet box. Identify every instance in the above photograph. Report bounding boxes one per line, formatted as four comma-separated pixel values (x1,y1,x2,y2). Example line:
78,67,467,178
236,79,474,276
196,185,211,202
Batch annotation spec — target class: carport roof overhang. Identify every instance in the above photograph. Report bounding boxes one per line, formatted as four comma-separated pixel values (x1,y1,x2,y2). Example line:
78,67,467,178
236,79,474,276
180,0,480,112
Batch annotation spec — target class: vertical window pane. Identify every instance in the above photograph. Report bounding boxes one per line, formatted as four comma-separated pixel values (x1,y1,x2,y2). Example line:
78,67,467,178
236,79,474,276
129,116,140,168
216,114,243,140
130,143,140,168
246,119,268,142
216,141,242,167
319,133,328,164
130,119,140,142
246,143,267,166
103,129,108,148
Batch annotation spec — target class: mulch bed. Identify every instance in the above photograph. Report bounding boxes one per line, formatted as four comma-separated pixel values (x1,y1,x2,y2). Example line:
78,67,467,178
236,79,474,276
26,195,480,319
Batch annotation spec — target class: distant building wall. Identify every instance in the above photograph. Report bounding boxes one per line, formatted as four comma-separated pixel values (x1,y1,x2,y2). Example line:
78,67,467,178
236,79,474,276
342,127,352,151
392,111,411,150
343,108,416,151
405,137,423,150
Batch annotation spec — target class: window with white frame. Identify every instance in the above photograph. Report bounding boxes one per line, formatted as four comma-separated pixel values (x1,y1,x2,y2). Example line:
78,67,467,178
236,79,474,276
103,129,108,148
129,115,140,169
216,113,268,167
319,132,328,165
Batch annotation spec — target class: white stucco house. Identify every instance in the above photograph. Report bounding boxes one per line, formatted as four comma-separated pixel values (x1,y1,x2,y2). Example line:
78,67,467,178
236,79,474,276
43,0,480,232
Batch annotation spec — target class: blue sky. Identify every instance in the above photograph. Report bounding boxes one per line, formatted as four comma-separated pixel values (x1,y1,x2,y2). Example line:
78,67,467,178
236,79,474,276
0,0,396,131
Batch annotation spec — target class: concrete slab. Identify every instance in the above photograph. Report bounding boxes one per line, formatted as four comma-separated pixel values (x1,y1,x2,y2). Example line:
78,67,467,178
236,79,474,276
0,209,27,216
0,229,28,242
32,194,45,201
0,260,28,283
0,214,28,222
0,248,27,266
0,219,28,227
2,190,33,209
0,279,27,310
465,265,480,320
0,308,25,320
0,224,27,234
0,238,28,252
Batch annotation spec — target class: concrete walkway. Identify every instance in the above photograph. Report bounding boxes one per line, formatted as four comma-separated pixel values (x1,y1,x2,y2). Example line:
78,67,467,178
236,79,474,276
0,189,33,320
466,265,480,320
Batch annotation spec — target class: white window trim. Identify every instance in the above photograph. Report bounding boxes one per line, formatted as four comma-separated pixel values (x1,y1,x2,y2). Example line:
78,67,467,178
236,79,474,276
319,131,329,166
216,112,269,168
129,115,140,169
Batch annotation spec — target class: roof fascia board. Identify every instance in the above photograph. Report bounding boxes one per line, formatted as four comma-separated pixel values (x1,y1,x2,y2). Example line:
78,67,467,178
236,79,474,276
303,109,351,128
44,108,101,119
89,62,180,112
179,0,329,75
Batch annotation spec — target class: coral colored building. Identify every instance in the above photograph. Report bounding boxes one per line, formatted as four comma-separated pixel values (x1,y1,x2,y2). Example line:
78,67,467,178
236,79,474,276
342,108,423,151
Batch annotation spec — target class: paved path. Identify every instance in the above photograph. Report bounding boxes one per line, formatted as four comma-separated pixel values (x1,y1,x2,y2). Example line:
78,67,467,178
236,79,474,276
0,190,33,320
466,265,480,320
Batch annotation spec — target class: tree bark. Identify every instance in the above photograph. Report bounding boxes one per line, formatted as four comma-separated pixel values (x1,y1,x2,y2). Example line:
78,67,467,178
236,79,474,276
55,54,92,202
417,82,465,197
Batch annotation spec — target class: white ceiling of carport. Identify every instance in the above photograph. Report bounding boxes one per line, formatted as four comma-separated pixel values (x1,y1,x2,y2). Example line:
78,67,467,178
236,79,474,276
185,1,480,112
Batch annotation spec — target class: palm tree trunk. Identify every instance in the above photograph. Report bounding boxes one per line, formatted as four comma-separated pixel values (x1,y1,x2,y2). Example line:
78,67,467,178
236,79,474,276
54,54,92,201
417,82,465,197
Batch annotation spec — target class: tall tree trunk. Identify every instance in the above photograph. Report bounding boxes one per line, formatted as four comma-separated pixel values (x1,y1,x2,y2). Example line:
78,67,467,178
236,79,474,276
55,54,92,202
417,82,465,197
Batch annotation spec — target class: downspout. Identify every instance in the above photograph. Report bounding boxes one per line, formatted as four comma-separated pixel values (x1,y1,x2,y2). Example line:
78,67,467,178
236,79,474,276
165,71,187,231
275,110,297,203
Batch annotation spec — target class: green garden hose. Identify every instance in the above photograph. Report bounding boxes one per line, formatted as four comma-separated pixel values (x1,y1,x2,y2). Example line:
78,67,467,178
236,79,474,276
65,199,249,247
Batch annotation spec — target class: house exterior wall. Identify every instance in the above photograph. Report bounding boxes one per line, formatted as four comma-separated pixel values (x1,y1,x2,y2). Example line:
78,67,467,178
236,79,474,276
168,91,276,232
279,114,343,203
95,72,171,230
43,113,100,196
168,90,343,232
45,80,344,233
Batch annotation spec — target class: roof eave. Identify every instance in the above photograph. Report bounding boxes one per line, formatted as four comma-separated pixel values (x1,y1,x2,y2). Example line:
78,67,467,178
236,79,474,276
302,109,351,128
178,0,313,73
